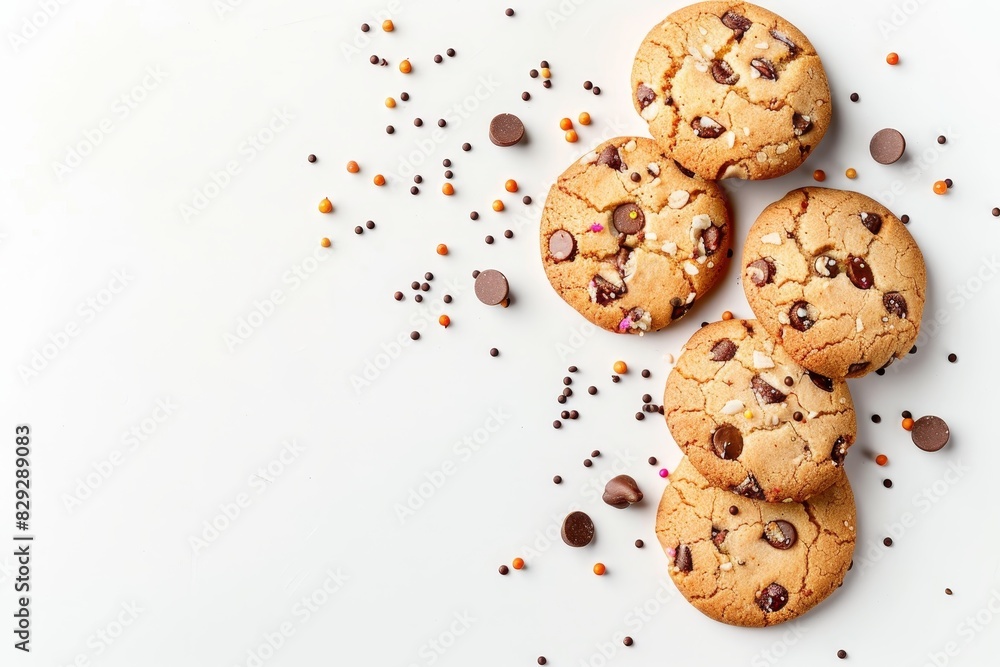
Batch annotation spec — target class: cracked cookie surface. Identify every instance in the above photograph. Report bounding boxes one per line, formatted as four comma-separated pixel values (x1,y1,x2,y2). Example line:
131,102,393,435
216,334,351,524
656,457,855,627
742,187,926,378
631,1,830,180
664,319,856,502
540,136,732,334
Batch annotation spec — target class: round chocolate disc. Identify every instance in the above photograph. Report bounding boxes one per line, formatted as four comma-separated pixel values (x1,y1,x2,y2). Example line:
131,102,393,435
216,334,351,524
870,128,906,165
712,424,743,459
612,203,645,235
911,415,950,452
489,113,525,147
474,269,509,306
561,511,595,547
548,229,576,261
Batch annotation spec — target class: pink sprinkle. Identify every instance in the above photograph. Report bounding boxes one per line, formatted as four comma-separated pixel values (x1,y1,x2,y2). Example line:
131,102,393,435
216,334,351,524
658,468,669,478
666,547,676,558
590,223,604,232
618,317,632,332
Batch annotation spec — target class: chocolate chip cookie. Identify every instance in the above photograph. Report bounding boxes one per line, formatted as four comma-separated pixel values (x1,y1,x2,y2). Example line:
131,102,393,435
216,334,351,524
656,457,856,627
540,137,732,334
742,187,926,378
631,1,831,180
664,319,856,502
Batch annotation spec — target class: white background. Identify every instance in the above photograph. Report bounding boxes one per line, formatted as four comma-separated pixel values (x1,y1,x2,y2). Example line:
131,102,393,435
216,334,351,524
2,0,999,665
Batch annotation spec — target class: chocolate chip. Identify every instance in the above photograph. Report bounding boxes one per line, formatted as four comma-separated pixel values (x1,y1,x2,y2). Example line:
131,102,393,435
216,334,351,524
498,564,508,575
583,80,593,90
948,353,958,363
447,48,455,57
883,537,893,547
831,436,848,466
747,258,776,286
553,475,562,484
670,297,693,320
673,160,696,178
612,203,645,235
642,394,651,404
635,412,644,421
602,475,643,508
521,91,530,101
902,410,912,419
846,256,875,290
883,479,893,488
474,269,509,306
691,116,725,138
792,112,812,136
870,128,906,164
729,506,739,515
734,474,765,500
630,172,641,182
623,637,633,647
813,255,839,278
548,229,576,261
883,292,908,318
523,196,532,205
462,143,471,151
553,420,561,429
504,229,513,239
711,527,728,549
789,301,815,332
847,362,870,376
751,58,778,80
769,29,798,54
804,371,832,393
561,511,595,547
543,80,552,89
635,84,656,111
784,376,794,387
703,225,724,255
489,113,525,147
712,425,744,459
912,415,950,452
648,457,657,465
850,92,859,102
711,60,740,85
751,376,786,404
642,369,651,378
710,338,737,362
674,544,693,572
859,211,883,234
757,583,789,613
763,520,797,549
720,11,751,41
597,145,624,171
793,411,803,421
400,92,409,101
838,650,848,659
307,154,317,163
434,54,443,63
592,274,626,305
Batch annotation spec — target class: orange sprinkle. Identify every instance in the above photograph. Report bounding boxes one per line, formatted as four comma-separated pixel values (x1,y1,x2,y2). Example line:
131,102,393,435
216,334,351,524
540,67,551,79
385,97,396,108
613,360,627,374
492,199,505,212
886,52,899,65
722,310,734,321
813,169,826,182
902,417,914,431
593,563,606,576
578,112,591,126
442,183,455,196
382,19,394,32
512,557,525,570
373,174,386,186
565,130,579,143
845,168,857,179
933,180,948,195
439,315,451,328
318,197,333,214
320,237,331,248
505,179,519,193
399,59,412,74
436,243,449,255
875,454,888,466
346,160,360,173
559,117,573,131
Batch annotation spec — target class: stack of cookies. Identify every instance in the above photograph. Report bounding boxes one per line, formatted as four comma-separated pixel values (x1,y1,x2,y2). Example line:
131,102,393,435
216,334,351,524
539,1,927,626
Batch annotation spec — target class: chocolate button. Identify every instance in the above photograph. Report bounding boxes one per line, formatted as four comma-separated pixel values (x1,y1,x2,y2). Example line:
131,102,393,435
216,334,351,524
712,424,743,459
474,269,509,306
561,511,595,547
870,128,906,164
912,415,950,452
612,203,645,235
602,475,643,508
757,583,789,612
548,229,576,261
489,113,525,147
763,520,797,550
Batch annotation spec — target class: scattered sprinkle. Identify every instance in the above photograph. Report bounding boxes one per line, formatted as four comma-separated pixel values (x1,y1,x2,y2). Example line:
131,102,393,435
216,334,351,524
505,179,519,193
438,315,450,328
613,360,628,374
565,129,579,143
593,563,606,576
381,19,394,32
307,154,317,163
320,237,331,248
933,180,947,195
318,197,333,214
813,169,826,182
886,52,899,65
850,93,859,102
346,160,359,173
442,183,455,196
579,112,591,125
512,557,525,570
493,200,505,212
436,244,449,255
846,167,857,179
373,174,386,186
658,468,669,478
876,454,888,466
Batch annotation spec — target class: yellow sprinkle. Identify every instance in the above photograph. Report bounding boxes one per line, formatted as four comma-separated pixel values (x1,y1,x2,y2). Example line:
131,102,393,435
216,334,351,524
629,211,637,219
846,167,857,179
744,409,754,419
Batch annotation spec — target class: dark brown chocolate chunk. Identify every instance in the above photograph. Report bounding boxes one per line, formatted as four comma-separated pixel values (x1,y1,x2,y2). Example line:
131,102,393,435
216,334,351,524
670,297,693,320
747,258,776,286
769,29,798,54
636,83,656,109
846,256,874,290
711,60,740,85
847,362,870,376
712,424,743,459
792,112,812,136
614,248,634,275
710,339,737,362
870,128,906,164
859,211,883,234
691,116,725,138
711,527,729,550
884,292,908,318
702,225,724,255
734,474,765,500
597,145,624,171
612,204,645,235
911,415,950,452
592,274,625,305
757,583,789,612
489,113,525,147
763,520,797,549
813,255,839,278
789,301,815,331
602,475,643,508
807,371,834,393
720,10,751,41
674,544,693,572
751,58,778,80
548,229,576,261
561,511,595,547
751,376,786,404
831,436,848,466
474,269,509,306
673,160,696,178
